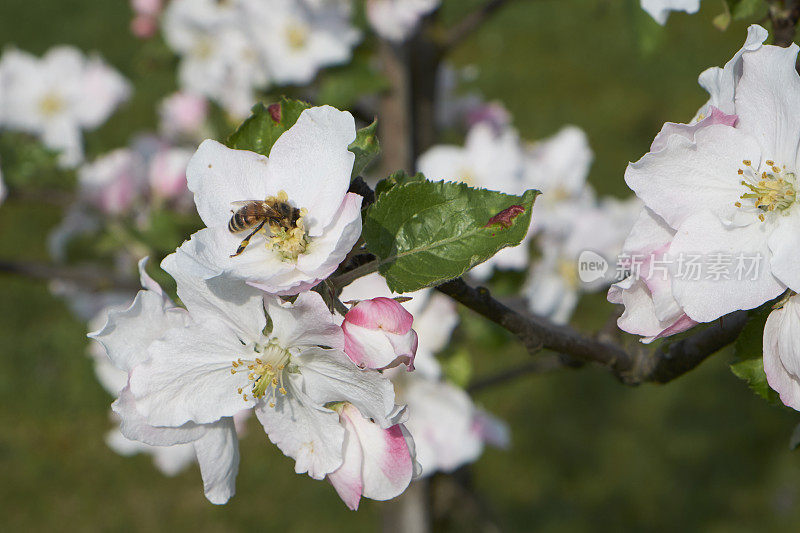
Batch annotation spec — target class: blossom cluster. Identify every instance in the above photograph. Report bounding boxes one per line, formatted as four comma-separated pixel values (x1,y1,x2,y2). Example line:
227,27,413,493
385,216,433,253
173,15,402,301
160,0,359,118
0,46,130,167
418,110,640,324
611,25,800,410
87,105,506,508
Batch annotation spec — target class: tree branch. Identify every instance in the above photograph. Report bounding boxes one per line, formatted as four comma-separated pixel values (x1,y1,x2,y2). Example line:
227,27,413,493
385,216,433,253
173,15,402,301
769,0,800,48
467,355,569,393
441,0,517,52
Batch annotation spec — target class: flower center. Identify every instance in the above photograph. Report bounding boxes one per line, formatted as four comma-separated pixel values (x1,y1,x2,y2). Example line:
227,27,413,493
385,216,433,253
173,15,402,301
735,159,797,221
263,190,308,262
38,92,65,117
285,22,309,51
231,341,291,407
558,257,579,289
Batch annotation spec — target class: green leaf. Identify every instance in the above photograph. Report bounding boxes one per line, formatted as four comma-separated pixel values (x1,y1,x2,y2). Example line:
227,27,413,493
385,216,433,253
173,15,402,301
731,304,781,405
374,170,426,198
348,120,380,180
713,1,732,31
363,179,539,293
730,358,781,405
225,97,311,156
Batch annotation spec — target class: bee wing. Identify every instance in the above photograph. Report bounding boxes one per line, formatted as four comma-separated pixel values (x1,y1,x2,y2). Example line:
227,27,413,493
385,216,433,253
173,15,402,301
230,200,263,207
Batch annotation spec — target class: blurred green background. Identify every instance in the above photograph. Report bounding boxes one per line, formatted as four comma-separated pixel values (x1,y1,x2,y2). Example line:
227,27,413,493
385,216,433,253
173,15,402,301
2,0,800,531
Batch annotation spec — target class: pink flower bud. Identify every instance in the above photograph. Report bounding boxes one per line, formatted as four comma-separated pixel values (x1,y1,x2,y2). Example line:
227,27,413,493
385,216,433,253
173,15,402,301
342,297,418,371
131,0,162,17
130,15,158,39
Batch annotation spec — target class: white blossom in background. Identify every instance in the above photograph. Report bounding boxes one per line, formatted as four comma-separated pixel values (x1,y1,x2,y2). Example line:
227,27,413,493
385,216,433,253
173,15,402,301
341,273,510,475
162,0,268,119
527,196,641,324
176,106,362,295
523,125,595,238
624,35,799,323
78,148,145,215
366,0,440,42
161,0,359,117
0,46,130,167
158,91,209,141
641,0,701,25
244,0,360,86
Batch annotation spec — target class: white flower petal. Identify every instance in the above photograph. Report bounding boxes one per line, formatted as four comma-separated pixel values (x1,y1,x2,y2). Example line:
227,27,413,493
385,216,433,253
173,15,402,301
668,211,785,322
768,211,800,293
193,417,240,505
297,347,397,428
266,291,344,350
266,106,356,236
255,380,344,479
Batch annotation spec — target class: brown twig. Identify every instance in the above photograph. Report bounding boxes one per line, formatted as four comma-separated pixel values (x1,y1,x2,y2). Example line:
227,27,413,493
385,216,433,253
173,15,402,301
769,0,800,47
440,0,518,52
467,355,566,393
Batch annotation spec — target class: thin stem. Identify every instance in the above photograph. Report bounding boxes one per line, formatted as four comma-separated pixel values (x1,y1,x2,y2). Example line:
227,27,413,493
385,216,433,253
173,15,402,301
330,259,380,289
467,355,566,393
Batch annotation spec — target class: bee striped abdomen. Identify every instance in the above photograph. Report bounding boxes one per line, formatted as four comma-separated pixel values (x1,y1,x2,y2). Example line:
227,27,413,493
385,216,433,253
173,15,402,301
229,208,257,233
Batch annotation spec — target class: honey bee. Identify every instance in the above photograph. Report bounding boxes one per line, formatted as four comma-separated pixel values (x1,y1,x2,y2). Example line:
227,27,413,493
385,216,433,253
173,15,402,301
228,198,302,258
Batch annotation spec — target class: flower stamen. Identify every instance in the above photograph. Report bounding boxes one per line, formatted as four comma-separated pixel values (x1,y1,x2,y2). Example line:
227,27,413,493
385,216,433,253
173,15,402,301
735,159,797,219
231,343,291,407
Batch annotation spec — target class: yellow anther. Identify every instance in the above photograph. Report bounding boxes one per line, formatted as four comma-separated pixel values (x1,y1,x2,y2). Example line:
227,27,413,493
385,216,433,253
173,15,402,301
766,160,775,166
759,213,765,221
735,201,742,207
738,169,744,175
743,160,752,166
279,387,287,395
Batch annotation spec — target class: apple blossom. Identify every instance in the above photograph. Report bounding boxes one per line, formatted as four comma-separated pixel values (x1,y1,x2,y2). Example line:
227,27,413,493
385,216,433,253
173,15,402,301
176,106,363,295
340,273,510,475
328,402,419,511
625,35,800,323
763,294,800,411
88,258,240,504
162,0,269,119
243,0,360,86
0,46,130,167
148,146,192,200
641,0,701,25
342,297,418,371
78,149,144,215
366,0,440,43
526,196,641,324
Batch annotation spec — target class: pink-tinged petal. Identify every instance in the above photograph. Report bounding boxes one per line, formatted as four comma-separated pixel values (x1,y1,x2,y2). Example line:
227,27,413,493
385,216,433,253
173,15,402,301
341,404,414,502
649,107,738,153
346,297,414,333
265,291,344,350
193,417,240,505
768,212,800,294
266,107,356,236
255,379,345,480
328,411,365,511
668,211,785,322
295,192,363,276
343,321,415,370
646,313,697,343
185,139,273,229
625,124,761,229
763,297,800,410
736,44,800,168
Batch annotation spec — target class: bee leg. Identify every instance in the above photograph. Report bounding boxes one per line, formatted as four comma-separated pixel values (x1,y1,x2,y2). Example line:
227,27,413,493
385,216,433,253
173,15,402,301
230,220,268,258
